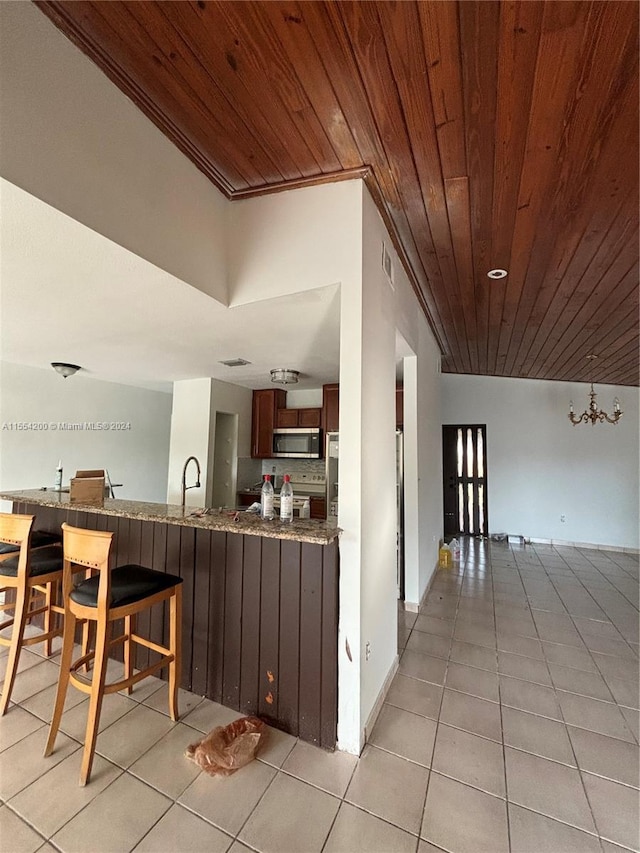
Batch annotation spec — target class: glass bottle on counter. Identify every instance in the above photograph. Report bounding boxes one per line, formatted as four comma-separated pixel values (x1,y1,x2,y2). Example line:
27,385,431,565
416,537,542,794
280,474,293,523
261,474,274,520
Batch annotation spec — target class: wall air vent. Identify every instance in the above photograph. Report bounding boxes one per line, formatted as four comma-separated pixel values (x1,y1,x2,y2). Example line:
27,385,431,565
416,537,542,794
382,242,394,289
219,358,251,367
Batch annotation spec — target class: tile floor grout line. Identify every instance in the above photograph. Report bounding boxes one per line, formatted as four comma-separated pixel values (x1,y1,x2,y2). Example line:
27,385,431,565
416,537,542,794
544,548,609,848
491,548,512,853
503,797,606,842
230,761,291,846
416,548,465,848
552,561,640,676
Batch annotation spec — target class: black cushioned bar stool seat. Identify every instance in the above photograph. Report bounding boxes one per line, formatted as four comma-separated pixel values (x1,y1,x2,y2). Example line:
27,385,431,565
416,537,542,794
70,564,182,609
1,546,65,578
0,530,61,555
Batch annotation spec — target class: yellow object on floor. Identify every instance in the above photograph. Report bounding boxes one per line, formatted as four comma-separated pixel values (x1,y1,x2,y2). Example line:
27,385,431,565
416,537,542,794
438,543,452,569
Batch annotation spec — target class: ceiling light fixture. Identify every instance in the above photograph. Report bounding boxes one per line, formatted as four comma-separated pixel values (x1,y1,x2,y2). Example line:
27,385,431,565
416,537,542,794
568,355,622,426
51,362,81,378
487,269,508,280
270,368,299,385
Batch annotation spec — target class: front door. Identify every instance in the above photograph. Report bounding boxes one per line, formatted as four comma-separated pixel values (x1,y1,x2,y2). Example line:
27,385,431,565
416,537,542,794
443,425,488,537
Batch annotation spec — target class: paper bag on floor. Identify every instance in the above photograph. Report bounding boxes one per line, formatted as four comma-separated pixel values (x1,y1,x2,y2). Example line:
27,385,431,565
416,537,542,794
185,715,266,777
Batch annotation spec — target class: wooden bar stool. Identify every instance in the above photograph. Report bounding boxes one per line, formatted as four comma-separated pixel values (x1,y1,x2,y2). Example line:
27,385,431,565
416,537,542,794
0,513,64,716
44,523,183,785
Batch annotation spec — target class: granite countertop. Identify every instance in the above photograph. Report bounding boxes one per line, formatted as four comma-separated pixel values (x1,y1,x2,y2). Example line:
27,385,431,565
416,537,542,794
0,490,340,545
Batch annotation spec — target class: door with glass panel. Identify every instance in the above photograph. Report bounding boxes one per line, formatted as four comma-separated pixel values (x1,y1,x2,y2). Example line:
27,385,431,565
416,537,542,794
442,425,488,537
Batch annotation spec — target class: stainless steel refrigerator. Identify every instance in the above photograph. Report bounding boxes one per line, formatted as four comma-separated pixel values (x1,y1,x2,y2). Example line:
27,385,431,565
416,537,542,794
325,432,339,517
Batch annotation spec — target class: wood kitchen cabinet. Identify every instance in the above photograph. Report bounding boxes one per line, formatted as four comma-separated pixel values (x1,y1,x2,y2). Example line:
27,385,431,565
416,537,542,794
322,383,339,433
276,407,321,428
310,498,327,519
396,385,404,429
237,492,258,508
251,389,286,458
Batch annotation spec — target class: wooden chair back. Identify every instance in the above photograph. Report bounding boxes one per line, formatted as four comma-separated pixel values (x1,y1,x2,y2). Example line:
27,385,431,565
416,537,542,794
0,513,34,574
61,523,113,611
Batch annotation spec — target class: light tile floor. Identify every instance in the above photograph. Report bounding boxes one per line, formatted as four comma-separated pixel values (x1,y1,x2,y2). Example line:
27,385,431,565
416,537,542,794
1,539,638,852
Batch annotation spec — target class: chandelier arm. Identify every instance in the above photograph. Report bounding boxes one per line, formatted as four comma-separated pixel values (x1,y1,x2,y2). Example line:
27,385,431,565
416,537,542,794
569,411,591,426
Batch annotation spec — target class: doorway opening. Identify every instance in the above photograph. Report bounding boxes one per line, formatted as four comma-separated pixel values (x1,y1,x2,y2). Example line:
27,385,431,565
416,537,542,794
443,425,488,538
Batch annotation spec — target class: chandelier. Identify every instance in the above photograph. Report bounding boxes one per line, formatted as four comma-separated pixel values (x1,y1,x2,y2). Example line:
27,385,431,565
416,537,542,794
568,356,622,426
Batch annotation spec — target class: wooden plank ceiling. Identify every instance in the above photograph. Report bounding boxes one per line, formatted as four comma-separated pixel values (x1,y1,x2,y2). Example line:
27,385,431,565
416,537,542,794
36,0,639,386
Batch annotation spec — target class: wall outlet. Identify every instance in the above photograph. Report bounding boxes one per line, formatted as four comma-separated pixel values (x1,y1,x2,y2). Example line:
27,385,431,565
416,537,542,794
560,514,566,523
365,641,371,661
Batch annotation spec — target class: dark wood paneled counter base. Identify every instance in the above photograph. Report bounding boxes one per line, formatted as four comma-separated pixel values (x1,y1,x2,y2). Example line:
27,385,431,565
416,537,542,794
2,492,339,749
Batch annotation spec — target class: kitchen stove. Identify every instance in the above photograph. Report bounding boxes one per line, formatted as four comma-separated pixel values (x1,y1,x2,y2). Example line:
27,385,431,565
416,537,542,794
287,472,326,496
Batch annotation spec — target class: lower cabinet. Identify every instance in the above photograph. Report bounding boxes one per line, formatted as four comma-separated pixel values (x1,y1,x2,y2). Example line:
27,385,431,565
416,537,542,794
310,498,327,519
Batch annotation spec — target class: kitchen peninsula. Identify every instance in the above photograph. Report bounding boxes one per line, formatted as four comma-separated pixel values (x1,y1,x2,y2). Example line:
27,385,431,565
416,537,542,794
1,489,340,749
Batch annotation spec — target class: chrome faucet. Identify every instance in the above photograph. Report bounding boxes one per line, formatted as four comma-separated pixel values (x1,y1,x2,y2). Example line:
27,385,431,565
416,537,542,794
181,456,201,508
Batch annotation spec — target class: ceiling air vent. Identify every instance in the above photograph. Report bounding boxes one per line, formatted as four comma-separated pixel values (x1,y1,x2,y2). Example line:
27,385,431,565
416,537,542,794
219,358,251,367
382,242,394,289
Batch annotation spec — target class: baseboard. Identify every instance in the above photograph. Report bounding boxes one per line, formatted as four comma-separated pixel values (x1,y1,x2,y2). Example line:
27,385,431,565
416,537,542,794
363,654,399,743
403,558,440,612
529,537,639,555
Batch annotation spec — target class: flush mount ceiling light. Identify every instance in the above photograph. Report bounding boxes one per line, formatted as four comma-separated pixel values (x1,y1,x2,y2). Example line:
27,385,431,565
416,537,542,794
51,362,81,378
568,355,622,426
270,368,300,385
487,269,508,280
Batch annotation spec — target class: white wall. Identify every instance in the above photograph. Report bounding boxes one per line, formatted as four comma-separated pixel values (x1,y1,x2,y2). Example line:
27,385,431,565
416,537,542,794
357,190,400,735
167,378,253,507
0,362,171,505
167,379,212,508
414,330,444,597
0,1,228,304
332,186,443,749
441,374,639,550
209,378,253,502
400,334,443,607
227,182,361,306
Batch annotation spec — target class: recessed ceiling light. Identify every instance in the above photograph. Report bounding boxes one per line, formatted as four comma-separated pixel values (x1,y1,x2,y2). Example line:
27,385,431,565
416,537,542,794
487,269,508,280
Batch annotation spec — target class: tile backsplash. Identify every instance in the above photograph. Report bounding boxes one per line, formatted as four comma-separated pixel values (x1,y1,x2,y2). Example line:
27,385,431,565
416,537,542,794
236,457,325,491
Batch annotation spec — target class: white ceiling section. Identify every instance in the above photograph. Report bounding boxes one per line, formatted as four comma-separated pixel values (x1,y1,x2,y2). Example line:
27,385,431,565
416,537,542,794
0,179,341,393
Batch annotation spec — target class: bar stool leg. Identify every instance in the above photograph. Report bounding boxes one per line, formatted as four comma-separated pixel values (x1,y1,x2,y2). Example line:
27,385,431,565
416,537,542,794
124,615,133,695
44,609,77,756
168,585,182,722
79,618,110,786
0,588,29,716
43,583,54,657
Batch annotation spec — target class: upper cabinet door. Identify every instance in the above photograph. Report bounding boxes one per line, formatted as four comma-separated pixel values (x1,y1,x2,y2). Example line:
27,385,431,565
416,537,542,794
276,408,299,428
252,389,286,457
298,408,321,428
322,384,339,433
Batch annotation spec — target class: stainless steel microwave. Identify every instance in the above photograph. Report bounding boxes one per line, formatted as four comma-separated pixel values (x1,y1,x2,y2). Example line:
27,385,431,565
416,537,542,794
272,428,322,458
